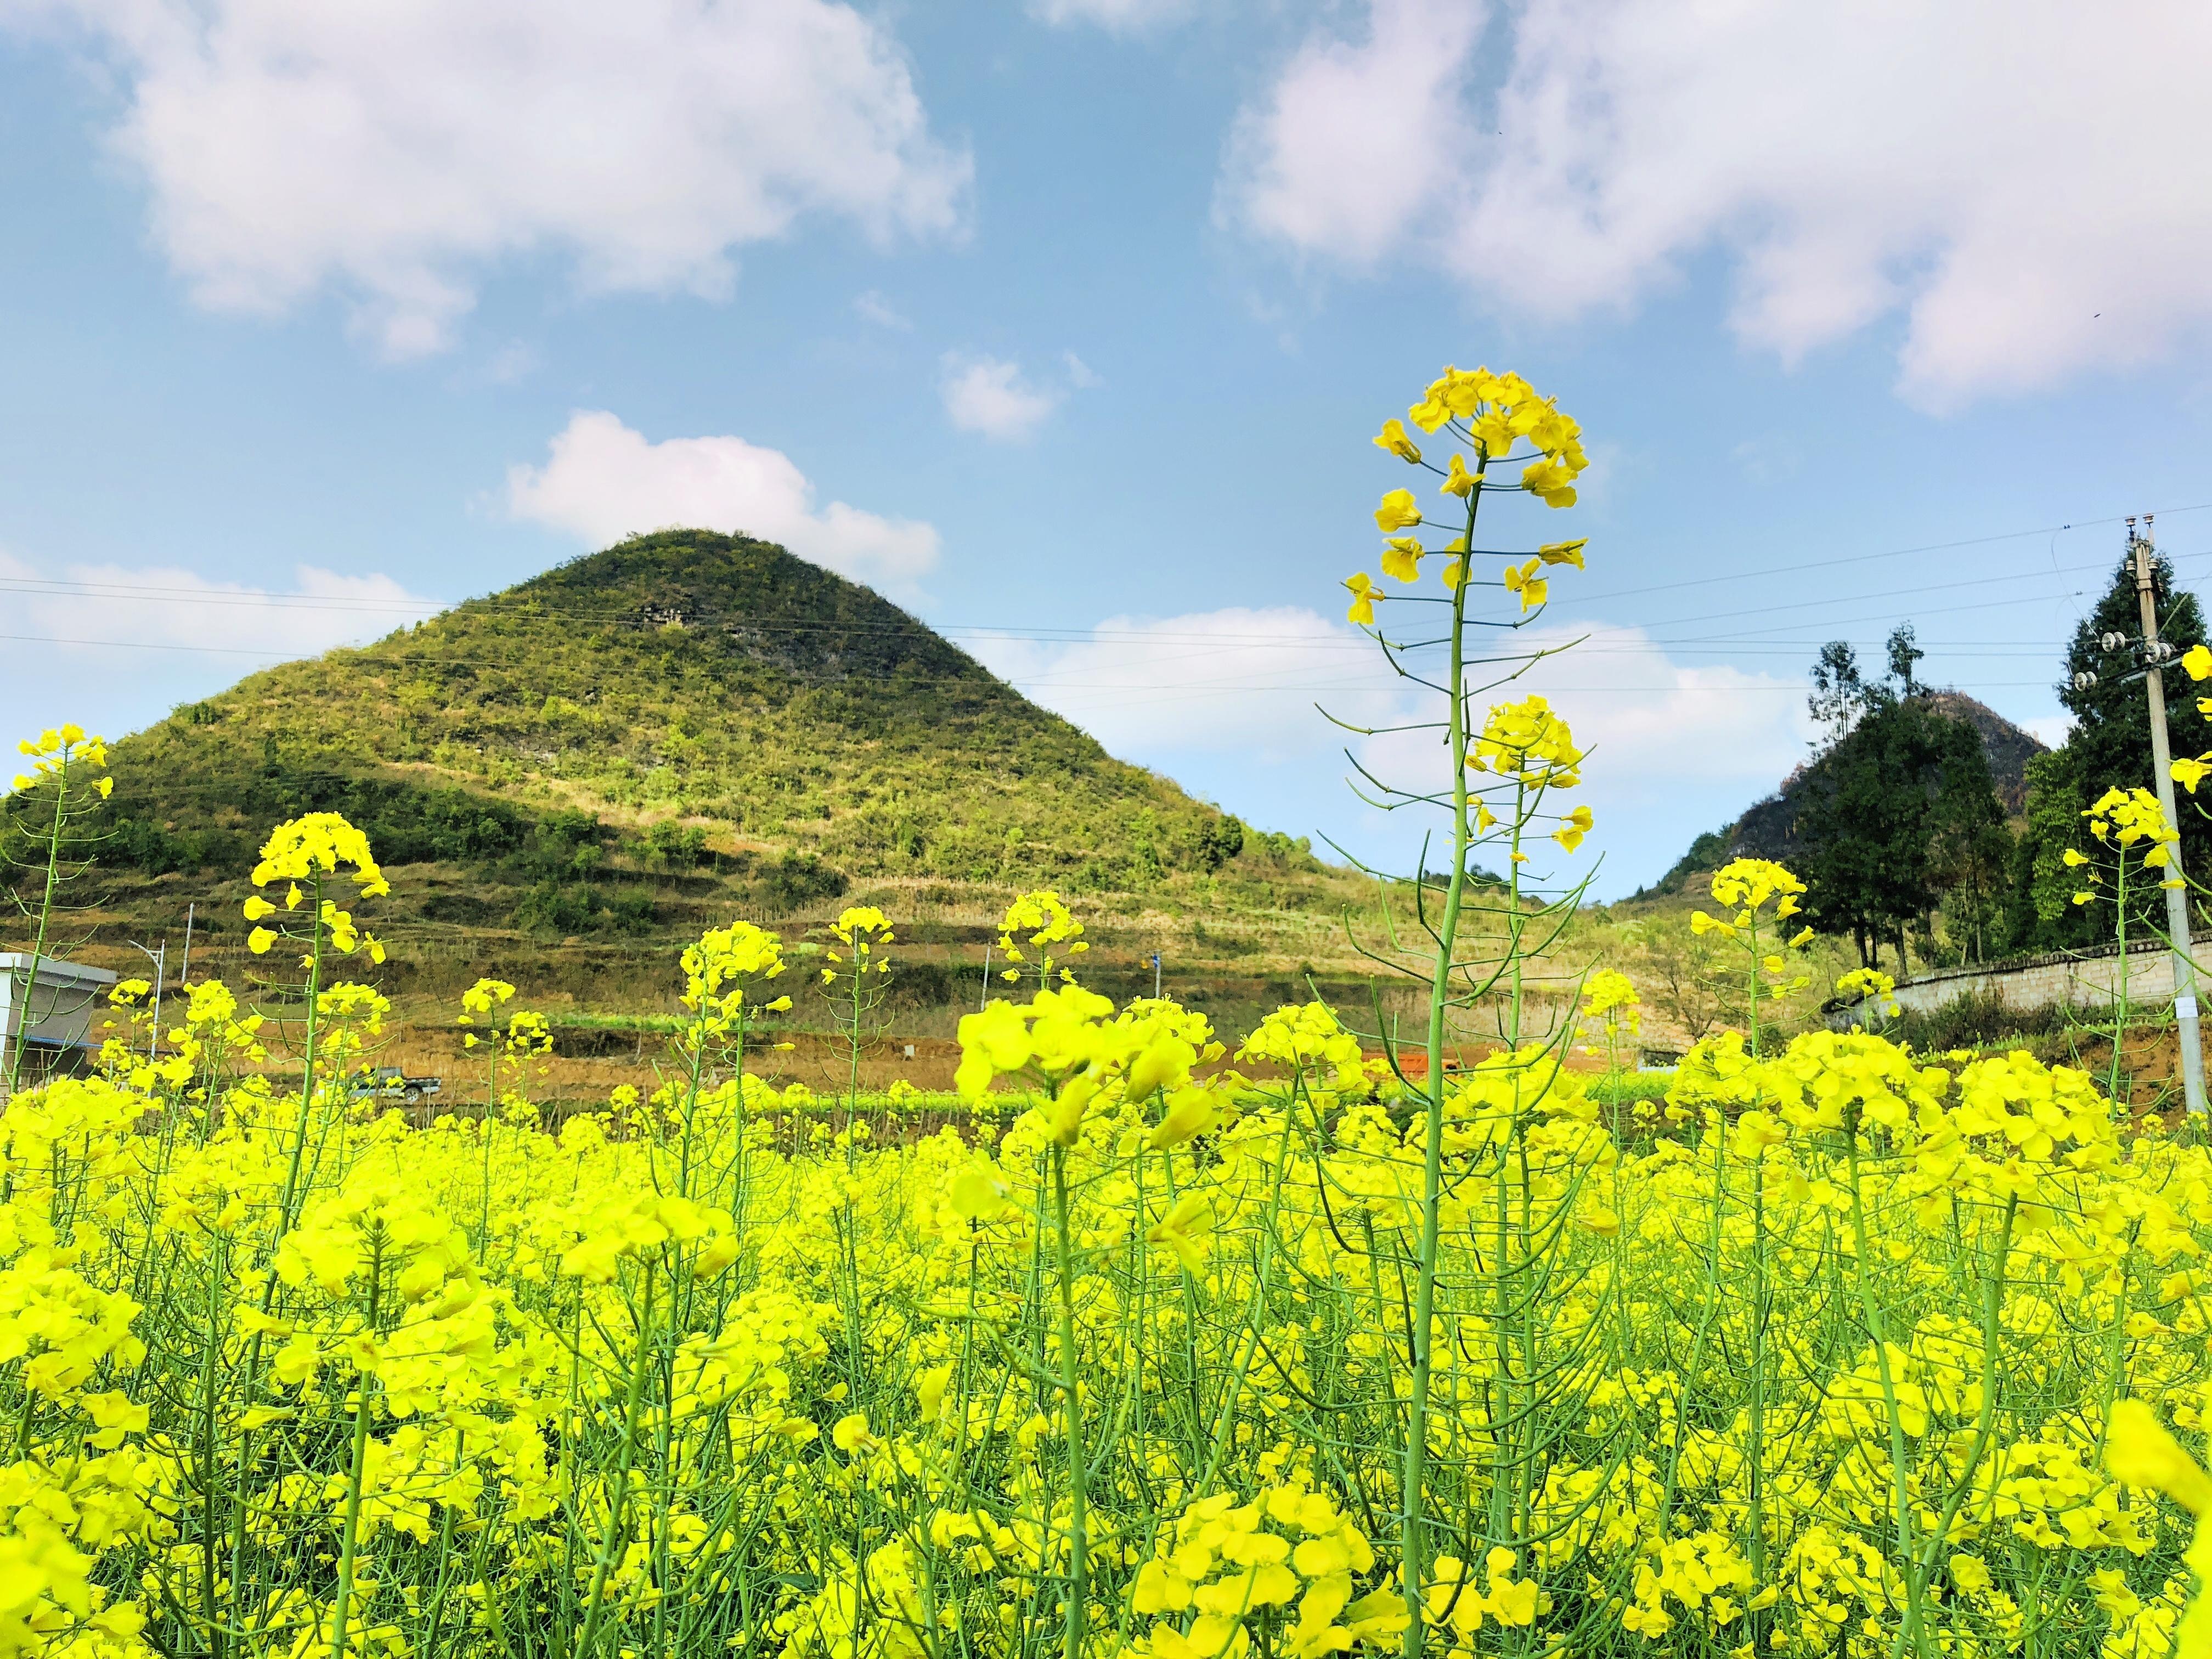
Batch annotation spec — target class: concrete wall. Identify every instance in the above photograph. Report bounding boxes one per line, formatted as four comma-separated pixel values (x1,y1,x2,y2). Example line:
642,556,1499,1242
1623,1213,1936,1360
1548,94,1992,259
1835,938,2183,1028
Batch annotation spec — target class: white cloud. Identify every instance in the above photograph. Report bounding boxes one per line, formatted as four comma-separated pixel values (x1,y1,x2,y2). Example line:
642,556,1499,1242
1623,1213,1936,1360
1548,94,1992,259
0,550,441,657
940,354,1063,441
0,550,444,747
970,607,1391,762
854,290,911,330
1360,622,1812,889
1219,0,1486,264
974,610,1807,788
1027,0,1190,31
1222,0,2212,406
1363,623,1807,793
970,606,1809,893
1490,625,1810,798
1062,351,1102,390
6,0,970,357
504,410,940,591
2022,714,2074,749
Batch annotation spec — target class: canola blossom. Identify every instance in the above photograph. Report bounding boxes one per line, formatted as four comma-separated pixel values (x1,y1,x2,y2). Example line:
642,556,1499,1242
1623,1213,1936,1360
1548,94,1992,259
0,820,2206,1659
1347,369,1589,628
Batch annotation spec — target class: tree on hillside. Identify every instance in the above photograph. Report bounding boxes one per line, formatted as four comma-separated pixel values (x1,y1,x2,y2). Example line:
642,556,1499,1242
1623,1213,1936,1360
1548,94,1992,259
2004,749,2094,953
1626,911,1731,1045
2059,549,2212,811
1887,623,1926,699
1808,641,1869,749
2007,548,2212,952
1927,733,2015,962
1803,623,1925,755
1794,631,2012,970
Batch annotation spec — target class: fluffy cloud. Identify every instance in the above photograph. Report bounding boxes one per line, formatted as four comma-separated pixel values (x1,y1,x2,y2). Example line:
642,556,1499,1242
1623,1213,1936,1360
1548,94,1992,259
969,607,1390,760
1367,623,1809,800
4,0,969,356
1222,0,2212,405
504,411,941,591
1220,0,1484,263
0,551,440,658
0,550,441,750
1361,623,1811,889
940,354,1065,441
972,607,1809,894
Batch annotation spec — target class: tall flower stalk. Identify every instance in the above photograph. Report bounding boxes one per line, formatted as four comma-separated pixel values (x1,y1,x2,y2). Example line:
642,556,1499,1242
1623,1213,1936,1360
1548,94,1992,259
1339,366,1596,1651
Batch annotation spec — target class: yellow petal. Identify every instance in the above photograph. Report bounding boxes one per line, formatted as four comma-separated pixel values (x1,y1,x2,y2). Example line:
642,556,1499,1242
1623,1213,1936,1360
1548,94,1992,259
2108,1400,2212,1516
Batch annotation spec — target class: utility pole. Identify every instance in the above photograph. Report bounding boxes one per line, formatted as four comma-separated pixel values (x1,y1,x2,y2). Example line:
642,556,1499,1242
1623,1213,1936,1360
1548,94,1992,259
2131,516,2209,1115
126,938,167,1060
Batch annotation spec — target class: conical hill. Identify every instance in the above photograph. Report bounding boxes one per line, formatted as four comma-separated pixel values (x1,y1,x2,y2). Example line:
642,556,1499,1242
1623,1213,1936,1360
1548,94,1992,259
91,532,1359,985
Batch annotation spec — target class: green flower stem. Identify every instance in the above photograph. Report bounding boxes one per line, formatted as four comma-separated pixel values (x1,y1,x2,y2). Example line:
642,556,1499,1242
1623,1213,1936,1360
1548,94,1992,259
1900,1194,2017,1659
1050,1142,1090,1659
1402,480,1483,1658
576,1261,658,1659
1846,1127,1924,1656
326,1235,384,1659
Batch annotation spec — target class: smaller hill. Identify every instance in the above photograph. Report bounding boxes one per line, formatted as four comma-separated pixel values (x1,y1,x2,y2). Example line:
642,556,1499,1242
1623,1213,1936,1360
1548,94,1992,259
1637,691,2046,898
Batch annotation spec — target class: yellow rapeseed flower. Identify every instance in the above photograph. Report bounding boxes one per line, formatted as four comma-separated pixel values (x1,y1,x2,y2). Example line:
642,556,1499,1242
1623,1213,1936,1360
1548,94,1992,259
1345,572,1384,625
1373,489,1422,533
1502,558,1548,612
1371,419,1421,463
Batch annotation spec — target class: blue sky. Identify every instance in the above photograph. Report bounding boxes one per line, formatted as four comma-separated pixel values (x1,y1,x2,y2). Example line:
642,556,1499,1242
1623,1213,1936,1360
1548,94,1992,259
3,0,2210,898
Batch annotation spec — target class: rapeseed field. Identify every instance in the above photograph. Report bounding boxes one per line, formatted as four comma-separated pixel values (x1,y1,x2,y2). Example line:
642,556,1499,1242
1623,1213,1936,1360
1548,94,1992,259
5,368,2208,1659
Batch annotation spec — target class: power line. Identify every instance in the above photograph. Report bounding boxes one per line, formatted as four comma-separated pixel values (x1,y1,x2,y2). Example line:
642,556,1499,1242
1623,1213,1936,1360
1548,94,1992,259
2,529,2200,727
1549,502,2212,607
1638,587,2100,648
9,501,2208,645
2,550,2186,668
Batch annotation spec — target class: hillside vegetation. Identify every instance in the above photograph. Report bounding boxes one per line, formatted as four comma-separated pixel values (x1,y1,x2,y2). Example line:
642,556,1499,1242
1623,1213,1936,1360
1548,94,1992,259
66,531,1408,1015
109,532,1271,889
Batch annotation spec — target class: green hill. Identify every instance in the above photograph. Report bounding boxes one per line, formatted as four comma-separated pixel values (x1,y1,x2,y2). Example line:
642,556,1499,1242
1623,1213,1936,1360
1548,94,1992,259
79,531,1379,1014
